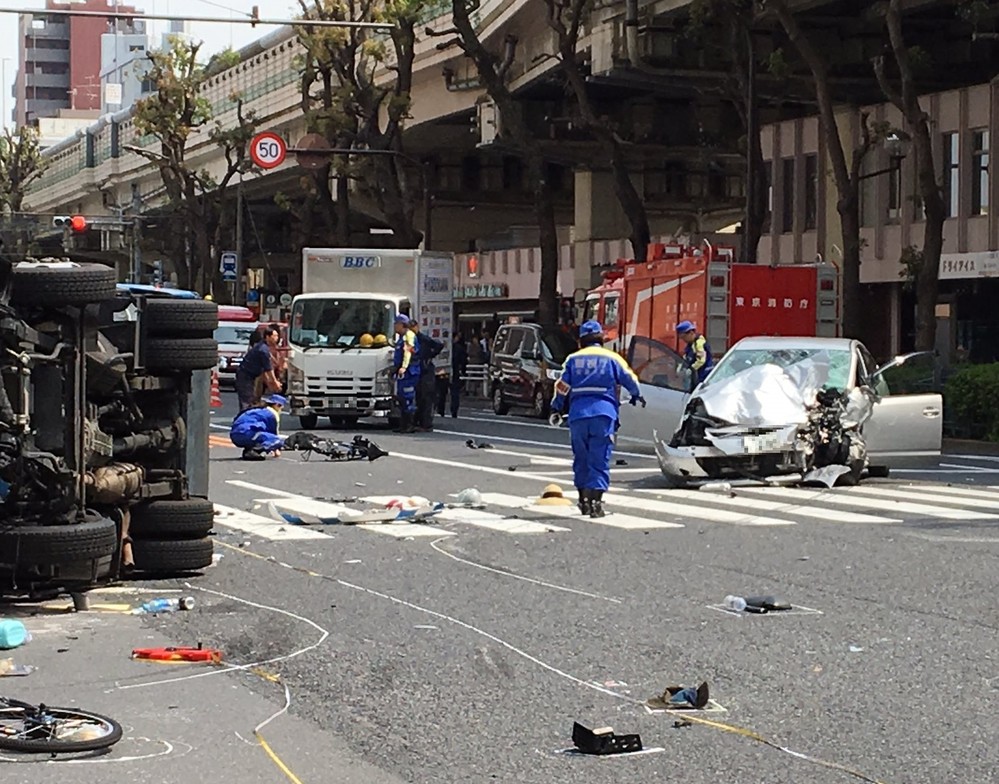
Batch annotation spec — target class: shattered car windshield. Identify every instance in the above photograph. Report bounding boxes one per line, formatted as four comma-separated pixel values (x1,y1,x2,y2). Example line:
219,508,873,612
290,299,395,347
703,347,853,391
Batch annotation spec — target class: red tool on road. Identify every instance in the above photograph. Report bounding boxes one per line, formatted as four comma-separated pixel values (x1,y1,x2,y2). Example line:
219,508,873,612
131,644,223,664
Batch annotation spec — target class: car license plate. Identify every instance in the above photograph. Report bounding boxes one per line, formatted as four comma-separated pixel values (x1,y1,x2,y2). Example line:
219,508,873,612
743,433,783,454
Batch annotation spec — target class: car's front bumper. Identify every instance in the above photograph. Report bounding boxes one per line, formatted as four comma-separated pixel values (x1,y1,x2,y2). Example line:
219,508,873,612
653,425,801,485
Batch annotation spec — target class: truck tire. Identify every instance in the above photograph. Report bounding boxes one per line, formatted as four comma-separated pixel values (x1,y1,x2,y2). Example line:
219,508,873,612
11,263,117,307
492,386,510,415
145,299,219,337
0,519,117,564
531,386,549,418
131,538,213,573
299,414,318,429
129,498,215,539
144,337,218,372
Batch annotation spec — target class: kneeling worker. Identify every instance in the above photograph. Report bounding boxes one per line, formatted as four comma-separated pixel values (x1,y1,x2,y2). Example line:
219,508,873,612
230,394,287,461
551,320,644,518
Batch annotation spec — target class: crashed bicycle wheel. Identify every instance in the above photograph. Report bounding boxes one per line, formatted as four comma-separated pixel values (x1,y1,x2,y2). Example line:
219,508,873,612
0,699,123,754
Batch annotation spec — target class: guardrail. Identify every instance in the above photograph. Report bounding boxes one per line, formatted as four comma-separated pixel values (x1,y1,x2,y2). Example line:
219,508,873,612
460,363,490,398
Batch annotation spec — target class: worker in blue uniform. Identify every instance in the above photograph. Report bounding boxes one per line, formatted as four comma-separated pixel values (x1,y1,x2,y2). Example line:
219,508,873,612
676,320,714,385
393,314,421,434
551,320,645,518
229,394,287,461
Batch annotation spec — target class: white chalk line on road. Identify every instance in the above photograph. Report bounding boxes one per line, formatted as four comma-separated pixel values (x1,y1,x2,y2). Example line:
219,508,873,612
429,537,623,604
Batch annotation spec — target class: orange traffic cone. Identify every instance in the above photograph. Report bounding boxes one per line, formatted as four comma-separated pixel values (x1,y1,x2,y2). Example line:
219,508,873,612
210,370,222,408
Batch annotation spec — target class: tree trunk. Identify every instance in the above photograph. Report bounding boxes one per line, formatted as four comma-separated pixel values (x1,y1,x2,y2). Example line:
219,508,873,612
914,131,945,351
335,174,351,246
529,152,560,328
838,192,863,339
606,138,650,262
744,128,768,263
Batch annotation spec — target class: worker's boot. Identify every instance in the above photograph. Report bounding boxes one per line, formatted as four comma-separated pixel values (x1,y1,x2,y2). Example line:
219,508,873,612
400,411,416,434
589,490,606,519
576,488,591,516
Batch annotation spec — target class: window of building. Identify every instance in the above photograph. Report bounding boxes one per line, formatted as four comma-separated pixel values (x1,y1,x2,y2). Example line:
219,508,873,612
780,158,794,234
942,132,959,218
972,129,989,216
804,154,818,230
886,161,901,223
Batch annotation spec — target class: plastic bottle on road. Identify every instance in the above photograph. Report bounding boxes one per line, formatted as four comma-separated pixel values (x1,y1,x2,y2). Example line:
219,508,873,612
133,596,195,615
0,619,29,649
723,595,747,613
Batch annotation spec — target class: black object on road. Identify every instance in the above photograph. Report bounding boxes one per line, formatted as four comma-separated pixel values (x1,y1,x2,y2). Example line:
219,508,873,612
465,439,493,449
744,595,792,613
285,433,389,462
572,722,643,755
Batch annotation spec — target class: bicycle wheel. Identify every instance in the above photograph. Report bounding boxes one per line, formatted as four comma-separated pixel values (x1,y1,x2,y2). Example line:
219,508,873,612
0,699,123,754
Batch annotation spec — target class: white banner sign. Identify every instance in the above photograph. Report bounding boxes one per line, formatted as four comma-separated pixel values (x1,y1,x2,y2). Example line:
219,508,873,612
938,250,999,280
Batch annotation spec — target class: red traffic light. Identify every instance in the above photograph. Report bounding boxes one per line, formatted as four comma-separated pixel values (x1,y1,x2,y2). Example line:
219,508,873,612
69,215,87,232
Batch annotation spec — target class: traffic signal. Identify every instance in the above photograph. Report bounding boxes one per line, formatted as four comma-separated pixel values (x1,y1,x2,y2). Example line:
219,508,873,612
52,215,88,232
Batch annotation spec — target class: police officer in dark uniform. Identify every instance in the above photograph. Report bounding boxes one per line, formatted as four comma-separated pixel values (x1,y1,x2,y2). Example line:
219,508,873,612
551,320,644,518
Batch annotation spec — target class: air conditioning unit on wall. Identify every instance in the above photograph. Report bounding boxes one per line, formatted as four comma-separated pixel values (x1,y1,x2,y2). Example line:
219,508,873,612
476,99,499,147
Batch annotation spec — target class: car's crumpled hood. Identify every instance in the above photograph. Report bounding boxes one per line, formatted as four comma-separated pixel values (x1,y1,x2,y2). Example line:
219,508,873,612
694,362,828,427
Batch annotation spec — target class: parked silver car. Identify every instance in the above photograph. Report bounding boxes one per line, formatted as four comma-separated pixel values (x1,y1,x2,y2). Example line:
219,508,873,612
615,336,943,487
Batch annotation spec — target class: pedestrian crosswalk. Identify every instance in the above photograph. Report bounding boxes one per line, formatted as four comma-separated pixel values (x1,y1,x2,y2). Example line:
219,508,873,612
212,480,999,542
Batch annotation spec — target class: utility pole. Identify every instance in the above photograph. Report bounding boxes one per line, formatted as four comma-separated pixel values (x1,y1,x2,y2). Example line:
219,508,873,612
234,175,244,303
131,184,142,282
744,27,758,264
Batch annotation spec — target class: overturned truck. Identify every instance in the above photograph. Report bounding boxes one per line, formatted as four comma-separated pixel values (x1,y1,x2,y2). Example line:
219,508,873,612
0,259,218,600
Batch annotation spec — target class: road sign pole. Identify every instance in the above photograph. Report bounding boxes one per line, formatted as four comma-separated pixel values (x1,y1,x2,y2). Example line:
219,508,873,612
235,175,244,302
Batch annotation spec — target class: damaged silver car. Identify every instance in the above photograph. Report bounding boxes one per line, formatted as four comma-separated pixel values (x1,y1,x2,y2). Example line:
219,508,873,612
618,336,943,488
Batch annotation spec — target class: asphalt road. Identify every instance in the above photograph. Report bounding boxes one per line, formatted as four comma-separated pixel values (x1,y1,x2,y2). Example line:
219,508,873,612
9,390,999,784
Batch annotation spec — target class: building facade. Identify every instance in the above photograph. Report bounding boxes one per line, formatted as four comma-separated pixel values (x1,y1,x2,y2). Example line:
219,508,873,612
759,80,999,362
15,0,141,127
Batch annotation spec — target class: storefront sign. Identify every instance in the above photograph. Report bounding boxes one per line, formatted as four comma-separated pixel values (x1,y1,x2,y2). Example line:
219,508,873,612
453,283,509,299
939,251,999,280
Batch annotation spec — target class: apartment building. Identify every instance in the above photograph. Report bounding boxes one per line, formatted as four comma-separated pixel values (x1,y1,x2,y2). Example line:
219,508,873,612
760,81,999,362
15,0,142,126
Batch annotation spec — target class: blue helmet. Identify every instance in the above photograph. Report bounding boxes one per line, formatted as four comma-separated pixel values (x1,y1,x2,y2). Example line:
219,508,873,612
394,314,411,325
262,394,287,407
675,320,696,334
578,320,603,339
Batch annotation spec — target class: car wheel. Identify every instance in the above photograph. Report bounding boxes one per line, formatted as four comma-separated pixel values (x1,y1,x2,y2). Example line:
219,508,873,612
531,386,549,418
299,414,319,429
11,262,117,307
492,386,510,415
130,537,213,573
0,518,117,564
144,337,218,372
144,299,219,337
129,498,215,539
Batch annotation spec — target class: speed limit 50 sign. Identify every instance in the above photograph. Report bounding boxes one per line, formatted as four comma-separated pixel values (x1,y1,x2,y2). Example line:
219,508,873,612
250,131,287,170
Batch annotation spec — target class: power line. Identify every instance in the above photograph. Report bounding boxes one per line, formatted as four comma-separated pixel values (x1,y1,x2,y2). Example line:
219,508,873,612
0,7,392,30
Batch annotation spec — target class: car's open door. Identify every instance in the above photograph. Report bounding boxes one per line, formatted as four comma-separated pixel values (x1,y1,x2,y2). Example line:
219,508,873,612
617,336,691,448
862,351,943,456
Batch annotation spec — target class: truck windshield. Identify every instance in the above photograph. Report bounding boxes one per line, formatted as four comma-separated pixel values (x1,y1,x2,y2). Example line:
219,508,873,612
290,298,395,347
214,325,259,345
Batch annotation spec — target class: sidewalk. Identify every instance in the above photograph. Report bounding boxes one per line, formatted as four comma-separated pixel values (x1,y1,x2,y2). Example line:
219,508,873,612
0,585,404,784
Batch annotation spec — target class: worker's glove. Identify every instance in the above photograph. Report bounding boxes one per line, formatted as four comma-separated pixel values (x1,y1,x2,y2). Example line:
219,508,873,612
630,395,647,408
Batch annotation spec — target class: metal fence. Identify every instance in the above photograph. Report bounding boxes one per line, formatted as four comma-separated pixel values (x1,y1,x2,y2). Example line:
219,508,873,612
460,363,490,399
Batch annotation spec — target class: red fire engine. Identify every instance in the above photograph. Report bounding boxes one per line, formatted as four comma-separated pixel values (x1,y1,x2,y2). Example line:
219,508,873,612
582,241,840,356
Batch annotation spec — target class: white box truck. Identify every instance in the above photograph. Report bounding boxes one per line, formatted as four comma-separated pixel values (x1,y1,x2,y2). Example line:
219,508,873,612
285,248,455,429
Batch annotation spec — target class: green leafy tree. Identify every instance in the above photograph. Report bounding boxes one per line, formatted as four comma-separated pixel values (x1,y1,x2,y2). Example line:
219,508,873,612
436,2,560,327
0,126,46,254
294,0,443,247
133,36,257,292
542,0,652,263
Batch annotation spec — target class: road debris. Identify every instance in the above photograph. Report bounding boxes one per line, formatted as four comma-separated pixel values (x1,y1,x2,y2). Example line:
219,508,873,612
723,594,792,614
465,439,493,449
646,682,710,711
0,619,29,650
571,722,643,755
284,433,389,462
0,658,33,677
132,596,195,614
535,484,574,507
132,643,223,664
849,645,865,653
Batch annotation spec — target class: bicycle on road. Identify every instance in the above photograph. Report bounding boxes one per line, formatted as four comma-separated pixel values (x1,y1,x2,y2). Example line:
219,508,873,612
0,695,122,754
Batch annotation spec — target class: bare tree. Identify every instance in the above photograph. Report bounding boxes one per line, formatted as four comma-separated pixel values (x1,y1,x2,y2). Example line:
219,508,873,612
0,126,46,254
542,0,651,263
769,0,877,339
294,0,439,247
440,4,560,327
133,37,257,293
873,0,946,352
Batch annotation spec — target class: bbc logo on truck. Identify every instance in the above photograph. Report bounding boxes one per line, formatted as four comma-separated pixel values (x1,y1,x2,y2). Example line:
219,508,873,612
339,256,382,269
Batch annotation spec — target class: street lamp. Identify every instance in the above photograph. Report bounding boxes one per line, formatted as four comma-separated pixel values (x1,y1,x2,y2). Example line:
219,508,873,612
291,137,434,250
859,131,912,180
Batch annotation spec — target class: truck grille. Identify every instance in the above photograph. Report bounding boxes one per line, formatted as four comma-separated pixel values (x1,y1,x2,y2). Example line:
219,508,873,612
305,377,376,396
